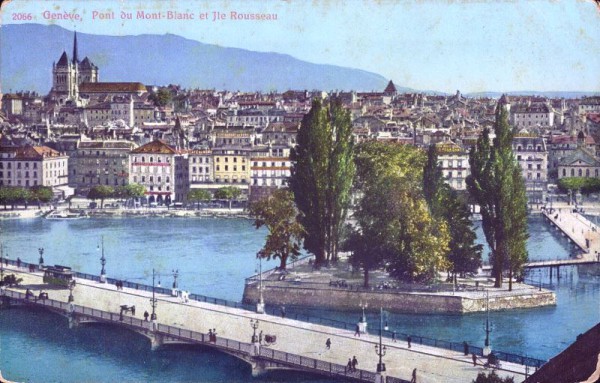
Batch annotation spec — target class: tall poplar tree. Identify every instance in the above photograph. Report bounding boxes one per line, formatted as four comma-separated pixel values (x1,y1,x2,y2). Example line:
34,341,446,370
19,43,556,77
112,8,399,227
466,101,528,290
290,99,355,267
423,145,482,281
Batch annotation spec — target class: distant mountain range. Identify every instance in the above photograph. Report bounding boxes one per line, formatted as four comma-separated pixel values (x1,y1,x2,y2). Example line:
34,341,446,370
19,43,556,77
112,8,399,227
1,24,598,98
465,91,600,99
1,23,397,94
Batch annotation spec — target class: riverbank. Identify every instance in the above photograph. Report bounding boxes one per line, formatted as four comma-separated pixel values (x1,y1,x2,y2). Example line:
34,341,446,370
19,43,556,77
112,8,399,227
0,206,249,219
242,255,557,314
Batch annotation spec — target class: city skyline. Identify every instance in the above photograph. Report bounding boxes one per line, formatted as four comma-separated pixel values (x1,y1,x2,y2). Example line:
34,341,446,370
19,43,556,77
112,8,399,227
3,0,600,94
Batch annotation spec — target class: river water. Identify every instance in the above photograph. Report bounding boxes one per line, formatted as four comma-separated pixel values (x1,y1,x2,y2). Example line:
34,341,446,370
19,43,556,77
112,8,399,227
0,216,598,382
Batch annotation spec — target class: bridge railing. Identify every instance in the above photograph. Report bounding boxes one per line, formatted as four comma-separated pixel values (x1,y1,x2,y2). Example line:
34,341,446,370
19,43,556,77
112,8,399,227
2,259,546,369
1,289,406,382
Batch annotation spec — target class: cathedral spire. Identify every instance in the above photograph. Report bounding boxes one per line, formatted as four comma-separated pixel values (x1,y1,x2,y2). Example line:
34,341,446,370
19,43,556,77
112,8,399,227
72,31,79,64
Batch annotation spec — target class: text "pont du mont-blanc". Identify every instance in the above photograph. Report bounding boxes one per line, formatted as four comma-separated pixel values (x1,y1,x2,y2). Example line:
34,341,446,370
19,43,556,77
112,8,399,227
91,10,278,21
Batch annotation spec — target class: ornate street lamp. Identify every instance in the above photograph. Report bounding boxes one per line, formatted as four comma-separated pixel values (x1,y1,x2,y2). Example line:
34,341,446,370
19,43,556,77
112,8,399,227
98,236,106,283
374,307,387,373
150,268,158,321
256,257,265,314
483,290,492,356
38,247,44,269
250,318,259,343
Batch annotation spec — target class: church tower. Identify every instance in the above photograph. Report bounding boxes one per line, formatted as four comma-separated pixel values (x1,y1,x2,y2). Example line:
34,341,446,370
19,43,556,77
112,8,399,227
51,31,99,104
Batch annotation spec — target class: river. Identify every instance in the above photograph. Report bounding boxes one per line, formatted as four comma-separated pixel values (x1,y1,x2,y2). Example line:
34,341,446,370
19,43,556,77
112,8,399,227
0,216,598,382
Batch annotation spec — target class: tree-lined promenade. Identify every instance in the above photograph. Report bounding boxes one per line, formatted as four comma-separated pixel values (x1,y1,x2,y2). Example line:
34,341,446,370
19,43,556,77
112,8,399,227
250,97,528,292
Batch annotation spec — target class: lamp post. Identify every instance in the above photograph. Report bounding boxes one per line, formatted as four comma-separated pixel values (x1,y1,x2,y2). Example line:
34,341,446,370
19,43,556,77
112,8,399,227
483,290,492,356
358,302,368,335
150,268,158,322
68,279,76,303
375,307,387,373
256,257,265,314
250,318,259,343
171,269,179,297
0,241,4,282
98,236,106,283
38,247,44,269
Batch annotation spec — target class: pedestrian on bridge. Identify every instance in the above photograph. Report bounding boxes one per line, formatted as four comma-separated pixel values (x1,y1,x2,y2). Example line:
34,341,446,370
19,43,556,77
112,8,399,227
392,331,397,342
346,358,352,373
472,353,477,366
280,305,286,318
407,335,412,348
463,341,469,355
354,324,360,337
352,356,358,371
144,311,149,321
411,368,417,383
326,338,331,349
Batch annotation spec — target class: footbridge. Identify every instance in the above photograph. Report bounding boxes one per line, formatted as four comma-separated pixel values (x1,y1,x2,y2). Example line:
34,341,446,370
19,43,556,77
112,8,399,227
0,263,538,383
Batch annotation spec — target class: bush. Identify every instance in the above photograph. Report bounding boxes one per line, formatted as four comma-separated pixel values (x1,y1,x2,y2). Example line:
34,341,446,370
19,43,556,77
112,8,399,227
472,371,515,383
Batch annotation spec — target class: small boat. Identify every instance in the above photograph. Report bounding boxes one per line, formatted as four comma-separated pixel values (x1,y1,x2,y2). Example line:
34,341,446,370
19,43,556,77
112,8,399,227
45,210,88,220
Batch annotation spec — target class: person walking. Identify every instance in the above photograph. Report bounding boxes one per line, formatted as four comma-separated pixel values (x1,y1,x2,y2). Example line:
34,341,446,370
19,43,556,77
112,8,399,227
472,353,477,366
392,331,397,342
354,324,360,337
463,341,469,356
407,335,412,348
143,311,149,321
411,368,417,383
352,356,358,372
325,338,331,349
281,305,286,318
346,358,352,373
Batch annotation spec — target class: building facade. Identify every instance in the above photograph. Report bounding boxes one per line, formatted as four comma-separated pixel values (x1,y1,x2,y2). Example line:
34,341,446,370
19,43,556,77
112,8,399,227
129,140,179,205
70,140,137,194
513,136,548,204
0,146,68,189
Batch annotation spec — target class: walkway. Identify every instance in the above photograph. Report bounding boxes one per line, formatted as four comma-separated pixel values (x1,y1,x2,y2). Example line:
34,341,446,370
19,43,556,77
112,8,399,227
0,264,531,383
542,209,600,264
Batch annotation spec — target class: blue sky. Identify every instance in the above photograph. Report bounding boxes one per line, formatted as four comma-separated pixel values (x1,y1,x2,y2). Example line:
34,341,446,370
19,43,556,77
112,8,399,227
3,0,600,93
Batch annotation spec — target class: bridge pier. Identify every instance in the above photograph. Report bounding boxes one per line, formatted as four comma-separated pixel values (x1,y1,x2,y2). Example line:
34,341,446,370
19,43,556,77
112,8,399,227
250,360,268,377
148,332,164,351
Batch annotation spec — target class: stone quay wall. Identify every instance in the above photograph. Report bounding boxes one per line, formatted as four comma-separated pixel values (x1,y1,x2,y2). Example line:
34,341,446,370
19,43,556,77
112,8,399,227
242,283,556,314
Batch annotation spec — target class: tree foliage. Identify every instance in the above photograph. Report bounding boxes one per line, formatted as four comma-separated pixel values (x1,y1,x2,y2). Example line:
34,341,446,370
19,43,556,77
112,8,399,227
214,186,242,209
423,145,482,278
188,189,212,210
87,185,114,209
472,371,515,383
290,98,355,267
351,142,449,284
149,88,172,107
557,177,600,195
466,103,529,289
0,186,34,209
30,186,54,209
248,189,305,269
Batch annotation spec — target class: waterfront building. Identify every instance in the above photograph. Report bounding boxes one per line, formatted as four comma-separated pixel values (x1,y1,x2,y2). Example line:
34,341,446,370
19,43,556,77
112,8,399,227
70,140,137,194
435,141,470,191
186,149,214,197
513,135,548,204
0,145,68,192
249,145,291,203
129,139,183,205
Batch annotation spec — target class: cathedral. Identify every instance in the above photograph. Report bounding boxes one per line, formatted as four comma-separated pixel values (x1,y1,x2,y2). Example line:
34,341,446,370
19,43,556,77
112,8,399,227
50,32,99,104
